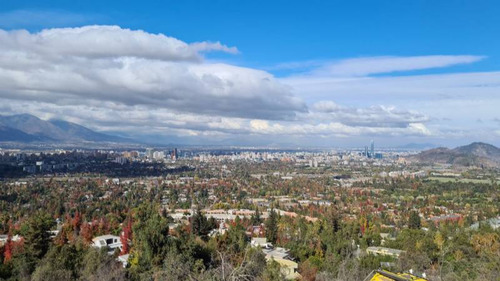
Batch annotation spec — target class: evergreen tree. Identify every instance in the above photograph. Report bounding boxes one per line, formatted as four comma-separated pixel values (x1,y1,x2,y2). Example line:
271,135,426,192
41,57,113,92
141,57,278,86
327,207,341,233
251,207,262,225
263,259,284,281
408,211,421,229
265,209,278,244
130,204,171,276
191,208,210,238
23,212,54,262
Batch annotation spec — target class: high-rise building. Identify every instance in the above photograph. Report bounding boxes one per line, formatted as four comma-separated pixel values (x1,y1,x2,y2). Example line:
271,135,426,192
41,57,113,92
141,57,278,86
364,146,369,157
171,148,178,160
153,151,165,160
146,148,154,159
370,140,374,158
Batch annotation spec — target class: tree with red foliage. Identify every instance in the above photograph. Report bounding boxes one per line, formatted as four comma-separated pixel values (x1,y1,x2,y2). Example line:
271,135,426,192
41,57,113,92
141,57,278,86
72,211,82,235
97,217,109,235
120,219,132,255
54,227,68,246
80,222,94,244
3,236,12,263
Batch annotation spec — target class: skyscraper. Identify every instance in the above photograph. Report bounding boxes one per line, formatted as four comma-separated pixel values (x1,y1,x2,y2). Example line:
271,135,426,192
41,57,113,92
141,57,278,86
146,148,154,159
370,140,374,158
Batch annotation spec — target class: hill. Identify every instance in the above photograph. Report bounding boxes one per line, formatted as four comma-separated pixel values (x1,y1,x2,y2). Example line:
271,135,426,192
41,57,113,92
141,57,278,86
0,114,131,143
410,142,500,168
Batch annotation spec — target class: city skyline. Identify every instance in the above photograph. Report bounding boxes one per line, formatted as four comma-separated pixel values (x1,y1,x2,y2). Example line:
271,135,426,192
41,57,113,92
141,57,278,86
0,1,499,147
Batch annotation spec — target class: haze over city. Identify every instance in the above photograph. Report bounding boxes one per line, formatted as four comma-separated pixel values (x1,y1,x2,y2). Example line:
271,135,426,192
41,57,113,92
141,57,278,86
0,1,499,147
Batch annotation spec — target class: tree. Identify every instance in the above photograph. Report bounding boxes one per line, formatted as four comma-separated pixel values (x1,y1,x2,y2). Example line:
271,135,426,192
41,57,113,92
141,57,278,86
265,209,278,244
251,207,262,225
191,208,210,238
3,236,12,263
327,207,341,233
408,211,421,230
263,259,284,281
80,247,126,281
130,204,171,275
120,218,132,255
72,211,82,237
23,211,54,273
31,244,82,281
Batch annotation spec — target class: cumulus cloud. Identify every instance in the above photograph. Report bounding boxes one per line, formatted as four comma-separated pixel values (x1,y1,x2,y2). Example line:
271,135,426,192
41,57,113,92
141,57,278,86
248,120,431,137
310,101,429,127
0,25,237,61
275,55,500,144
0,25,446,144
0,25,305,120
0,97,433,140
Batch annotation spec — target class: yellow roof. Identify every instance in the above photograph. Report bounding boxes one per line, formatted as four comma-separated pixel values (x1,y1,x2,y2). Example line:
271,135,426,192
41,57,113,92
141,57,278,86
266,257,298,269
367,270,427,281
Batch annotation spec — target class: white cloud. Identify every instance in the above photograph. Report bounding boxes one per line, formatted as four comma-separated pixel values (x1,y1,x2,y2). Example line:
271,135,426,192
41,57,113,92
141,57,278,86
0,25,305,120
0,25,236,61
0,98,434,140
308,55,485,77
282,71,500,104
309,102,429,127
1,25,482,144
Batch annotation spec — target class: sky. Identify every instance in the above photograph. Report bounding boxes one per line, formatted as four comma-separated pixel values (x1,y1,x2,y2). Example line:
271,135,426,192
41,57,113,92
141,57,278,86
0,0,499,147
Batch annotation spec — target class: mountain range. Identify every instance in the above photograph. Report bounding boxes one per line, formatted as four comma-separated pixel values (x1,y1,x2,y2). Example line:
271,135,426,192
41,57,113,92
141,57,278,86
0,114,130,143
410,142,500,168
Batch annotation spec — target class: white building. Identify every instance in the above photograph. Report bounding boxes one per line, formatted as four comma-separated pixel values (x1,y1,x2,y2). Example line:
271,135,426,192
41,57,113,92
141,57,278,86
91,235,122,254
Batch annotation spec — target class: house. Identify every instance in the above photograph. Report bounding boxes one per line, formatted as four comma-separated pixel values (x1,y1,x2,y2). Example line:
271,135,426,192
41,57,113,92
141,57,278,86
366,246,404,258
268,257,301,280
262,247,293,260
91,235,122,254
250,238,301,280
251,237,272,248
470,216,500,230
429,214,461,226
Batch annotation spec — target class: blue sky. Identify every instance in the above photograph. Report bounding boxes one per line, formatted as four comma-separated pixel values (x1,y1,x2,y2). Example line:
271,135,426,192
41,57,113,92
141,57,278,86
0,1,499,147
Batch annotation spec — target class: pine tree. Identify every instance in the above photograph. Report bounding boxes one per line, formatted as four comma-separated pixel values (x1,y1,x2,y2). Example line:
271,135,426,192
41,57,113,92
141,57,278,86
251,207,262,225
130,204,170,272
328,208,341,233
24,212,54,260
408,211,421,229
191,208,209,237
265,209,278,244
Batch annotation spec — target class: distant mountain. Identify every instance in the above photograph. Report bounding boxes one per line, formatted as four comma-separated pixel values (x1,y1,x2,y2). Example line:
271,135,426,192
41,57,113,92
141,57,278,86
0,125,48,142
0,114,131,143
49,119,127,142
410,142,500,167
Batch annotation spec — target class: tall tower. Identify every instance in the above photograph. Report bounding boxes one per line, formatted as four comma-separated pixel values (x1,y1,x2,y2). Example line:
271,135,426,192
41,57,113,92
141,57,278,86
171,148,178,160
146,148,154,159
370,140,374,158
